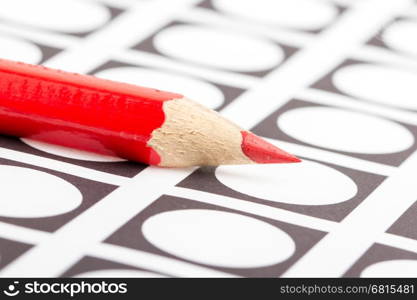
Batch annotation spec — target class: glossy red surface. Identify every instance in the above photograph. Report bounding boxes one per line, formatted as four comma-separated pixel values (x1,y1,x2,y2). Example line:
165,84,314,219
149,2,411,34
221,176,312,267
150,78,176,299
241,131,301,164
0,59,182,165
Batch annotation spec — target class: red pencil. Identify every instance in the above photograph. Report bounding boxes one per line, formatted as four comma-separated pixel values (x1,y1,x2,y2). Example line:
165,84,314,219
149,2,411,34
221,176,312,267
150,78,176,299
0,59,300,167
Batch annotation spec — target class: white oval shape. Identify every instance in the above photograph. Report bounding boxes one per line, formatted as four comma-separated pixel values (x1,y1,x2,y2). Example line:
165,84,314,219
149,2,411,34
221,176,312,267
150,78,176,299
0,35,42,64
142,209,295,268
21,138,125,162
154,25,284,72
96,67,225,109
216,159,357,205
213,0,338,30
76,270,165,278
0,166,82,218
278,107,414,154
0,0,110,33
361,260,417,277
333,64,417,110
383,20,417,57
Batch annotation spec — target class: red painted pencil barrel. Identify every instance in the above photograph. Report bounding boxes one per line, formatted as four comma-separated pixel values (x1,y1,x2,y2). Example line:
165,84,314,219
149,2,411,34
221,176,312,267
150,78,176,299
0,59,181,164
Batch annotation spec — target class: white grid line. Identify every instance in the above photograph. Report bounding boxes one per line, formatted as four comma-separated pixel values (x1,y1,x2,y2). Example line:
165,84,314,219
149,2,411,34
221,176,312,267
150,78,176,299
353,45,417,72
0,0,414,278
178,7,315,48
0,147,129,186
266,138,396,177
0,167,195,276
0,24,80,50
167,187,336,232
379,233,417,255
284,150,417,277
297,89,417,127
115,49,261,89
88,243,238,278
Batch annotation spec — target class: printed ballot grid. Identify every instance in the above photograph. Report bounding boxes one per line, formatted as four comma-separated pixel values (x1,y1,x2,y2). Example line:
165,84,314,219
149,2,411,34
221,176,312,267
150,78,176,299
0,0,416,277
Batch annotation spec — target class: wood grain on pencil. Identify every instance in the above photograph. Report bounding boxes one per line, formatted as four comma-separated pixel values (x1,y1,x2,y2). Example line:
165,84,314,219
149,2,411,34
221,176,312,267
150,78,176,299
0,59,300,167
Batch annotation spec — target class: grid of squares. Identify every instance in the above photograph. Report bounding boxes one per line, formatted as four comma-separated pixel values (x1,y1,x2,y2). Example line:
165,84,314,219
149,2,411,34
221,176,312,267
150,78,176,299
0,0,415,278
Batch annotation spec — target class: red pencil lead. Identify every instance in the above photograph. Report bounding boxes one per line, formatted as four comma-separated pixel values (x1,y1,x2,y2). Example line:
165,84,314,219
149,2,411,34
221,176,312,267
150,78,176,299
241,131,301,164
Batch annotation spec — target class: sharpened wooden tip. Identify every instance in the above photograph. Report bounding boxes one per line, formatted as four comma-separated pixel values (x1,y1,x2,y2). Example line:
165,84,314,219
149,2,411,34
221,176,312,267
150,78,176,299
149,98,300,167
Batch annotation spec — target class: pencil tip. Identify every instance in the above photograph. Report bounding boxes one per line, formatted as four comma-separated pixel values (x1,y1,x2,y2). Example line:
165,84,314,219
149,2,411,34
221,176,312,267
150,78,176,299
241,131,301,164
